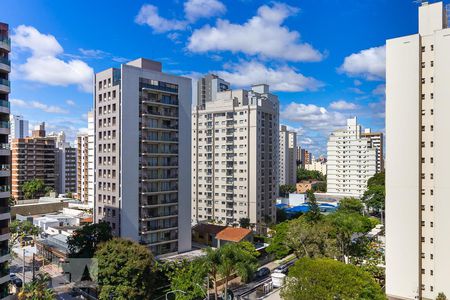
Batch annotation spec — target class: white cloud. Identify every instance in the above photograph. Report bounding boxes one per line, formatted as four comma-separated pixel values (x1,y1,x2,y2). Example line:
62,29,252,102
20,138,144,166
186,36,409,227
339,45,386,80
78,48,108,59
66,99,76,106
281,102,348,131
11,25,94,92
135,4,187,33
188,3,323,62
184,0,226,22
372,84,386,95
217,61,323,92
329,100,359,110
11,98,68,114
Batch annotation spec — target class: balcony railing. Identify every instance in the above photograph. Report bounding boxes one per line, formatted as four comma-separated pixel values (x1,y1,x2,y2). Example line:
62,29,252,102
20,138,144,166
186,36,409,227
0,101,9,109
0,186,10,192
0,121,8,129
0,143,8,150
0,164,9,171
0,79,9,87
0,58,10,66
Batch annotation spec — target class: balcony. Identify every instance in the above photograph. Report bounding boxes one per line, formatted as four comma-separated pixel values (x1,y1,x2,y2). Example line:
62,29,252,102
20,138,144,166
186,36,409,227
0,58,9,74
0,144,8,156
0,79,9,94
0,37,10,52
0,165,9,177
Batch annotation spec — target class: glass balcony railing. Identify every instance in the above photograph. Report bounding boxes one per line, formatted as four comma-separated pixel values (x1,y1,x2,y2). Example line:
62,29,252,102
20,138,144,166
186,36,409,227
0,186,10,192
0,144,9,150
0,58,9,66
0,164,9,171
0,79,9,87
0,101,9,109
0,122,9,129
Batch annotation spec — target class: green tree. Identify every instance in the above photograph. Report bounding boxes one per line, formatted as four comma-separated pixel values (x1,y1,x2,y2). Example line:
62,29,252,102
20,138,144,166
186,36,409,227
338,198,364,215
204,247,222,300
367,172,385,187
363,172,386,218
67,222,112,258
164,259,208,300
281,258,385,300
18,272,55,300
312,181,327,193
436,293,448,300
22,179,47,199
9,220,40,251
218,243,258,300
276,207,288,223
267,221,291,259
236,241,260,258
95,238,157,300
239,217,250,229
279,184,296,197
326,211,374,263
297,168,325,182
285,217,336,259
305,190,321,223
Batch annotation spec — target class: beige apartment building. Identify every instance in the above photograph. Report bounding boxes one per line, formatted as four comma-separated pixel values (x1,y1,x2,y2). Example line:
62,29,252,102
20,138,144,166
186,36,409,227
362,129,384,172
94,58,192,256
11,123,57,200
386,2,450,299
279,125,297,186
192,80,279,230
76,133,89,203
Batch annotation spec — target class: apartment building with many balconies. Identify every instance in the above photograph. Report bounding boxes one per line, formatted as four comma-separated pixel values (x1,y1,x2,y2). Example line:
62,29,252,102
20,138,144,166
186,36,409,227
386,2,450,299
361,128,384,172
192,82,279,231
9,115,29,144
11,123,57,200
94,58,191,256
48,131,76,194
76,132,89,203
326,117,377,197
279,125,297,186
0,22,12,299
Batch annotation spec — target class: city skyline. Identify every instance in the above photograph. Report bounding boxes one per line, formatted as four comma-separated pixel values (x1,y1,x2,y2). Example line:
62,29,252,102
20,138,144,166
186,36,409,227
0,0,439,155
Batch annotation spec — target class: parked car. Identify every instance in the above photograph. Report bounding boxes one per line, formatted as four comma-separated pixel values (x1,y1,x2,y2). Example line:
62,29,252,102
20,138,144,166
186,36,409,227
273,264,289,274
10,274,23,288
254,267,271,280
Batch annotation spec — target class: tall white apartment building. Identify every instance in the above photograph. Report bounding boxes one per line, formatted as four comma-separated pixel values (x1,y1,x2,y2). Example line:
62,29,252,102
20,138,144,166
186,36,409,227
279,125,297,185
386,2,450,299
327,117,377,197
76,111,95,207
192,83,279,230
362,128,384,172
9,114,29,143
197,74,230,108
94,58,191,256
305,159,327,176
48,131,76,194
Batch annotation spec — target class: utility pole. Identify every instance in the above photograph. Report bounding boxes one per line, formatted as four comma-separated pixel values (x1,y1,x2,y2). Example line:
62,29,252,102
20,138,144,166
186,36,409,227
22,248,26,284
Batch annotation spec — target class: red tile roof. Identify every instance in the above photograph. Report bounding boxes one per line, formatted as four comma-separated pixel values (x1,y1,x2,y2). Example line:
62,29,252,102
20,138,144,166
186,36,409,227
215,227,252,242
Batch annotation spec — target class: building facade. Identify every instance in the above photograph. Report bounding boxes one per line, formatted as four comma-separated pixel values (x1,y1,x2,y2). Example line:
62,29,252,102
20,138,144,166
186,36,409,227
94,58,192,256
48,131,76,194
76,133,89,203
87,111,95,208
11,123,58,200
279,125,297,185
362,129,384,172
386,2,450,299
305,159,327,176
197,74,230,109
9,115,29,143
192,83,279,230
0,22,11,298
326,117,377,197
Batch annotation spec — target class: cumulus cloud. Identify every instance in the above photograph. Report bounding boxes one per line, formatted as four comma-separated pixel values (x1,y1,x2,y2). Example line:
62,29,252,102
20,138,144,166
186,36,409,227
372,84,386,95
66,99,76,106
135,4,188,33
281,102,348,132
184,0,226,22
11,98,69,114
188,3,323,62
11,25,94,92
339,45,386,80
216,61,323,92
329,100,359,110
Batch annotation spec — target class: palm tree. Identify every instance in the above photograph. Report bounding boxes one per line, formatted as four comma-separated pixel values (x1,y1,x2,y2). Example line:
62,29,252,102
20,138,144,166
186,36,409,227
18,272,55,300
204,247,222,300
218,244,258,300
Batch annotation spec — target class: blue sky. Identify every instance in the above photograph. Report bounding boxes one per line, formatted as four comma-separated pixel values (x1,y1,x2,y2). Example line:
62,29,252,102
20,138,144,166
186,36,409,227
2,0,447,155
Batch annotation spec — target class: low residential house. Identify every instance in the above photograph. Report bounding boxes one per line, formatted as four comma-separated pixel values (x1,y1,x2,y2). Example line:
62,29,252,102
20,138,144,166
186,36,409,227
215,227,253,248
296,180,320,193
192,223,226,247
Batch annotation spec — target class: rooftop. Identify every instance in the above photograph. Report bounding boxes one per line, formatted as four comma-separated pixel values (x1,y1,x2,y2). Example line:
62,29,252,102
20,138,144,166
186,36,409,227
215,227,252,242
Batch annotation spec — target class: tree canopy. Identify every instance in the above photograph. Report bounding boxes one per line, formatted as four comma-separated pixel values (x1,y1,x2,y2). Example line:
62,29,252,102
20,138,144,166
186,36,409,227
18,272,55,300
338,197,364,215
363,172,386,215
95,238,157,300
163,259,208,300
22,179,48,199
281,258,385,300
267,221,292,259
279,184,296,197
297,168,326,182
9,220,40,251
67,222,112,258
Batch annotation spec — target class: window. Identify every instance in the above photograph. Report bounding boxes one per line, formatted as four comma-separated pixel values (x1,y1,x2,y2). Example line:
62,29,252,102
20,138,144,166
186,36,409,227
421,109,425,116
431,141,434,147
431,45,434,51
431,109,434,115
431,77,434,83
431,61,434,67
431,205,434,211
421,46,426,52
431,125,434,131
421,126,425,132
421,236,425,242
421,62,425,68
421,94,425,100
421,78,425,84
431,93,434,99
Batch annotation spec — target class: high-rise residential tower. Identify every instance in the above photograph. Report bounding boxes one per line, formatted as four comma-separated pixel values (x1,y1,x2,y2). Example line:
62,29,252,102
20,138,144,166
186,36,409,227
362,129,384,172
386,2,450,299
11,123,57,200
48,131,76,194
327,117,377,197
192,83,279,231
76,111,95,207
0,22,11,298
9,115,29,143
94,58,192,256
279,125,297,185
197,74,230,109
